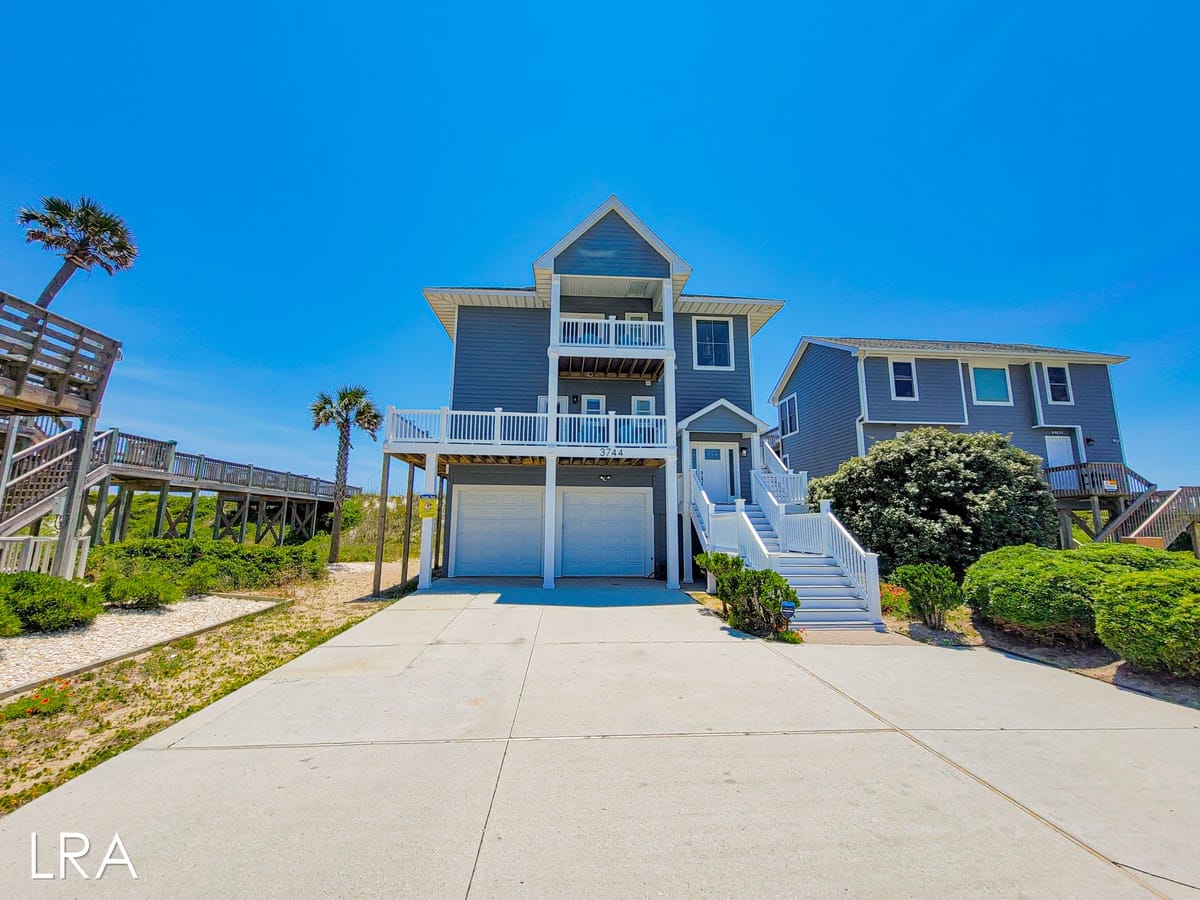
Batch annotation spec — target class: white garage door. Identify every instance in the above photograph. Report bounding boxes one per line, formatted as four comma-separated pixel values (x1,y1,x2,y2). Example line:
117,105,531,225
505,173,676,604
452,486,543,576
559,488,652,577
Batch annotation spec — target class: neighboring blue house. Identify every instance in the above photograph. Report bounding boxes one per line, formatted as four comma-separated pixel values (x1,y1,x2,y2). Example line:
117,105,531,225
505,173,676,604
768,336,1129,478
381,197,784,591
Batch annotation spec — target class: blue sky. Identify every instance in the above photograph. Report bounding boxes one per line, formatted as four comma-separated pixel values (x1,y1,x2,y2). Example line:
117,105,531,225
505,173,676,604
2,2,1198,490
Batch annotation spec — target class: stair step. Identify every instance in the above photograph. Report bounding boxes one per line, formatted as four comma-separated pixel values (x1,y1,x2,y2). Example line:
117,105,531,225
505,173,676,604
790,608,873,626
788,585,862,599
782,575,855,587
789,595,869,610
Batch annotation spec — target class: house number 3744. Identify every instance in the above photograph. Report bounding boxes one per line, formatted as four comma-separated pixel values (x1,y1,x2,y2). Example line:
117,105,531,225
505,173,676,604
599,448,624,457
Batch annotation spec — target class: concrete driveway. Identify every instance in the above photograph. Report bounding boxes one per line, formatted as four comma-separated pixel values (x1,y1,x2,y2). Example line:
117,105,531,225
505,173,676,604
2,579,1198,898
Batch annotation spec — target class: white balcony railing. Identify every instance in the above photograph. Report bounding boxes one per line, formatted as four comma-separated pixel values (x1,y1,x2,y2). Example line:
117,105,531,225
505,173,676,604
386,407,671,450
557,317,667,351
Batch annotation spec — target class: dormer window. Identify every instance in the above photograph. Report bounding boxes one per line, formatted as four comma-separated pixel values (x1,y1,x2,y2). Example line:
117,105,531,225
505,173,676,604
693,317,734,370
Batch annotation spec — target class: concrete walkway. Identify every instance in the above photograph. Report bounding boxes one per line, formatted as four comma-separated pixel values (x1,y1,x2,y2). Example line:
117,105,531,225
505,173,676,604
2,579,1198,897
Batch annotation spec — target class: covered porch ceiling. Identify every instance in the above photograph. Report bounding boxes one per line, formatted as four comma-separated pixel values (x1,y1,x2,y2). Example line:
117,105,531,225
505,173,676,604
558,355,665,380
387,452,665,477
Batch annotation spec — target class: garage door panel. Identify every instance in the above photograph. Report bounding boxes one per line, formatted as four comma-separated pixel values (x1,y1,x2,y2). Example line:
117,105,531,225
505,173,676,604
453,487,543,576
560,489,651,577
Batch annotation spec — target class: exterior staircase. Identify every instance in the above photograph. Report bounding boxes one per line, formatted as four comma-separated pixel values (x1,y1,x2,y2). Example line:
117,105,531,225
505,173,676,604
743,503,877,629
1095,486,1200,551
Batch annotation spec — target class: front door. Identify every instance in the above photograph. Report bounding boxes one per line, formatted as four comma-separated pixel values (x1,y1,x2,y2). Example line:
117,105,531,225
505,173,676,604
694,443,736,502
1043,434,1079,493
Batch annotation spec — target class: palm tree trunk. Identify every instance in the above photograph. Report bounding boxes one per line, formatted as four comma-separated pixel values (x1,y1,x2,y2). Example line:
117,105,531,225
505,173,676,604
328,422,351,563
36,258,81,309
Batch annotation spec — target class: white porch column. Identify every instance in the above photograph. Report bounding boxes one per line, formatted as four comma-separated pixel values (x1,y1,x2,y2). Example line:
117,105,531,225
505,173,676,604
547,275,561,445
661,277,680,589
681,430,693,583
417,453,438,589
750,430,763,473
542,454,557,589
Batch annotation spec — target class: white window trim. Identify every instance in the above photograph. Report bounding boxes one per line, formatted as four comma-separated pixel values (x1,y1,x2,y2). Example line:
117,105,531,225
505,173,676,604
779,393,799,437
691,315,736,372
630,395,655,415
581,394,606,415
781,453,790,470
1043,363,1075,405
969,363,1014,406
625,312,649,321
537,395,568,413
888,357,920,401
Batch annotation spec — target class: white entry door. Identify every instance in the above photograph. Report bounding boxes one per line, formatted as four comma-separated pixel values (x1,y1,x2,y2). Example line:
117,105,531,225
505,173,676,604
1043,435,1079,493
694,443,736,502
451,485,543,576
558,488,653,576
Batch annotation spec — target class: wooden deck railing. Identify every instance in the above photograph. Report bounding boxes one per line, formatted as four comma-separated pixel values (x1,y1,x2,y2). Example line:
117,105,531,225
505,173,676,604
1042,462,1155,500
0,291,121,418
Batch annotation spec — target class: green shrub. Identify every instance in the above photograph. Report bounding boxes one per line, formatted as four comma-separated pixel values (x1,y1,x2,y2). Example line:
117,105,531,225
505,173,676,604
180,561,219,596
694,552,745,616
0,573,101,632
1094,570,1200,675
879,582,911,619
0,597,22,637
808,428,1057,577
99,573,183,609
88,539,325,592
1065,543,1200,572
963,545,1105,643
724,568,797,637
890,564,962,630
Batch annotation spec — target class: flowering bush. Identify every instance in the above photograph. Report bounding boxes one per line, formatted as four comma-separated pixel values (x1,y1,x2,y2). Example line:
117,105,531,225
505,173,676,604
879,582,911,619
808,428,1057,577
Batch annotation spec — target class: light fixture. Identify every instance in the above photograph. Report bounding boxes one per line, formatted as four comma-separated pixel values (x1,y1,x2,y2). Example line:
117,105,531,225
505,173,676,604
1085,437,1095,446
599,474,612,482
739,447,748,458
571,395,579,404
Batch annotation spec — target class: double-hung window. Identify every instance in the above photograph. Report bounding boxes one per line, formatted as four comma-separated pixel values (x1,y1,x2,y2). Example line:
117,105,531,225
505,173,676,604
1044,365,1073,404
693,317,734,370
890,359,918,400
779,395,799,436
971,365,1012,405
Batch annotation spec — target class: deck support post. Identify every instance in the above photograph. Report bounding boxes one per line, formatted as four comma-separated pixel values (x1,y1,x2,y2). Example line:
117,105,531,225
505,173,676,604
401,462,416,586
542,454,557,589
418,453,438,589
1058,509,1075,550
1090,495,1104,536
279,495,289,545
1189,522,1200,560
238,494,250,544
433,475,445,571
185,489,200,539
372,454,391,597
90,476,113,545
681,430,693,583
661,276,680,591
152,482,170,538
52,416,96,578
111,485,131,543
0,414,22,517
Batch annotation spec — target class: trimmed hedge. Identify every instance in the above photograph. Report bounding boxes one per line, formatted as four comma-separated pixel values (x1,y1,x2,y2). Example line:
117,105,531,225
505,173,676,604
0,572,102,632
1094,570,1200,675
963,545,1107,643
0,597,22,637
964,543,1200,646
89,539,325,593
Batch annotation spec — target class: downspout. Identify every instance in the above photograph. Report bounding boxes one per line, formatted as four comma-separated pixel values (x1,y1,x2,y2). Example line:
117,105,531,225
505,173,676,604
854,351,868,456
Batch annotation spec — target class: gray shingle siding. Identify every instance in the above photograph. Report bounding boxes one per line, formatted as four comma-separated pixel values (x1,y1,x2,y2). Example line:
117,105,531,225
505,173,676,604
684,406,757,432
558,378,664,417
864,356,965,424
561,296,660,319
777,343,860,478
674,313,753,419
451,306,549,411
554,211,670,278
444,463,666,571
687,431,753,499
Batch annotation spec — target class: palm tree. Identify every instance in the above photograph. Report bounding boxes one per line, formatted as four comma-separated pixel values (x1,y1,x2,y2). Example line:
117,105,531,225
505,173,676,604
17,196,139,308
310,385,383,563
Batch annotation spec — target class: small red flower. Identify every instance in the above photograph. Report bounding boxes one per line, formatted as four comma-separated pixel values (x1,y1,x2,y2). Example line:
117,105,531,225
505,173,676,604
26,708,34,715
41,698,49,704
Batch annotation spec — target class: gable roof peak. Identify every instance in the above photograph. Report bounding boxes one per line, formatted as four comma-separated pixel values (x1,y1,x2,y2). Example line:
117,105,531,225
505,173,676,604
533,196,691,279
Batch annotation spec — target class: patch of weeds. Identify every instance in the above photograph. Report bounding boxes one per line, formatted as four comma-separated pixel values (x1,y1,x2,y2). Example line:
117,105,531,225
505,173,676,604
171,636,197,651
772,629,804,644
142,648,187,680
0,680,72,721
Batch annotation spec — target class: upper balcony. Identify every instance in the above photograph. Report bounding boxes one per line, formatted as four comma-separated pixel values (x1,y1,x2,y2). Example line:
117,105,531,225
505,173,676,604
0,291,122,419
384,406,672,462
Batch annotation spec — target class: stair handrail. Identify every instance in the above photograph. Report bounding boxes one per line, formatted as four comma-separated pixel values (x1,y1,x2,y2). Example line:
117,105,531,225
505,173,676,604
761,438,789,475
751,470,786,542
1094,487,1165,543
735,501,777,572
691,469,714,537
819,500,882,625
1128,486,1200,545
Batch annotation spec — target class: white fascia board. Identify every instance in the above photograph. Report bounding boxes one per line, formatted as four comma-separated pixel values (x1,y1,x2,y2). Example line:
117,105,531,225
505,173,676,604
768,337,856,405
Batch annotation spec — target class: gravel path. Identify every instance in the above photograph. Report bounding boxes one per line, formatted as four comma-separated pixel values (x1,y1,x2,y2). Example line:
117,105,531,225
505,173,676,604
0,595,276,693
